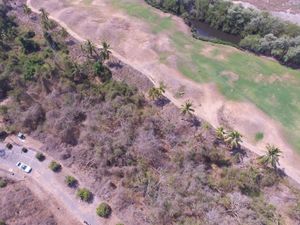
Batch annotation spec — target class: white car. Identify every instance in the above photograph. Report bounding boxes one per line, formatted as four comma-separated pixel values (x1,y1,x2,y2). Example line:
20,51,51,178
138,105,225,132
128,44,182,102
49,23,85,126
16,162,32,173
17,132,26,141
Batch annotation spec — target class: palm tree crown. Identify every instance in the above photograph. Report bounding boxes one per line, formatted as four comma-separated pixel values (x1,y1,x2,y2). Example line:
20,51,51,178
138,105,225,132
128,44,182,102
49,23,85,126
181,100,195,115
216,126,226,140
224,130,242,149
100,41,111,61
23,4,32,16
81,40,97,58
259,144,282,170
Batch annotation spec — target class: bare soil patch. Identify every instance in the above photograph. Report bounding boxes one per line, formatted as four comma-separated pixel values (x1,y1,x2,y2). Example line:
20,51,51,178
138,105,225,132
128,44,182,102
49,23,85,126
0,178,57,225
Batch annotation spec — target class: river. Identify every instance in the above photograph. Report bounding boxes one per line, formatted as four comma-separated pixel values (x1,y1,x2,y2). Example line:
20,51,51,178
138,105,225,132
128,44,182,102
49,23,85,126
190,20,241,44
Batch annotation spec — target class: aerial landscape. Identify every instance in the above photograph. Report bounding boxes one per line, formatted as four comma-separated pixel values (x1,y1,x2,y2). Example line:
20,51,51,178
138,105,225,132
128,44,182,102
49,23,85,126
0,0,300,224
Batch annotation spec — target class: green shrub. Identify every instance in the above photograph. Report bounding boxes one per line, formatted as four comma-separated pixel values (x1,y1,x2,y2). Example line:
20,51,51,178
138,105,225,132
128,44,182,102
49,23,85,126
49,161,61,172
0,178,7,188
65,175,77,187
0,220,6,225
77,188,92,202
96,202,112,218
21,147,28,153
35,152,46,161
255,132,264,142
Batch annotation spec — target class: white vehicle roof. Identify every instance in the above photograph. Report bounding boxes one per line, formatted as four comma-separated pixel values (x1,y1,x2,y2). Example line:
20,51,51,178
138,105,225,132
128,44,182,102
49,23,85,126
16,161,32,173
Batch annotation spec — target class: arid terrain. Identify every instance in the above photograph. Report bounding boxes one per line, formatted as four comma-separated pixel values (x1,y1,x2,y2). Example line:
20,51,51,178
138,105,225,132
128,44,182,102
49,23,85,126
0,175,57,225
27,0,300,184
1,0,300,224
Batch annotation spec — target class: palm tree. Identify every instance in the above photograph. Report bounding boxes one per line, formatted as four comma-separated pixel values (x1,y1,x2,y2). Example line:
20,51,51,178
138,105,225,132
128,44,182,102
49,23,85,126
181,100,195,116
259,144,282,171
148,82,166,101
23,4,32,16
148,87,162,101
100,41,111,61
39,8,51,30
224,130,242,149
216,126,226,140
81,40,97,59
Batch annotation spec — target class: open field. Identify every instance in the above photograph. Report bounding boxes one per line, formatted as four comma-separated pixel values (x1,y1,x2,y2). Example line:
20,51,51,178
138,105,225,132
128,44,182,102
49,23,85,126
28,0,300,182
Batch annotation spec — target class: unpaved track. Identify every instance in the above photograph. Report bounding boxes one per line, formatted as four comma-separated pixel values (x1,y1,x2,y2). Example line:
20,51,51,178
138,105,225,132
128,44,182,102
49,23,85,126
26,0,300,184
0,139,122,225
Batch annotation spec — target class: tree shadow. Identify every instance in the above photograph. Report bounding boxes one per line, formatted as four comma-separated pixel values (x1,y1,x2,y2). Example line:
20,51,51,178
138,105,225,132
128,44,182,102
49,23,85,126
107,61,123,69
230,147,247,163
188,116,201,129
155,97,170,107
66,40,76,46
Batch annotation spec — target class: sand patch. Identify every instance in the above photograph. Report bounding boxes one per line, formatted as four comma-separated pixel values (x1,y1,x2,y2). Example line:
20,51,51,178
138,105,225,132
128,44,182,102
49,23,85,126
220,71,239,85
201,44,237,61
255,73,297,84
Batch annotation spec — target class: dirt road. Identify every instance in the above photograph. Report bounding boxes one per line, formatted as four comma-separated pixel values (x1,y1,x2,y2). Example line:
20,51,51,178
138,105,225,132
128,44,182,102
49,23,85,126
0,139,122,225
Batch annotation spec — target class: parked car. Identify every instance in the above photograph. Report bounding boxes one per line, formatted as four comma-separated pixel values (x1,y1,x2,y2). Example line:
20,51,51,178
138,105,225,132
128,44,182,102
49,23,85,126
17,132,25,140
16,162,32,173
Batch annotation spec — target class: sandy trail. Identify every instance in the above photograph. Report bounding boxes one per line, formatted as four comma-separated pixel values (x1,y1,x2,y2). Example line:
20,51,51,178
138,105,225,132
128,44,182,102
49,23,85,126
27,0,300,184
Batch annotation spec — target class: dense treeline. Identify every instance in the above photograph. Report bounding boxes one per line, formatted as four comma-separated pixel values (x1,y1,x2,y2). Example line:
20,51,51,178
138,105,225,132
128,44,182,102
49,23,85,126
145,0,300,67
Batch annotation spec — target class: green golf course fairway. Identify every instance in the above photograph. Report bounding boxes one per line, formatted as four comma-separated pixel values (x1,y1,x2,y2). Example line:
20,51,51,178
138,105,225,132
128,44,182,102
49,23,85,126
109,0,300,151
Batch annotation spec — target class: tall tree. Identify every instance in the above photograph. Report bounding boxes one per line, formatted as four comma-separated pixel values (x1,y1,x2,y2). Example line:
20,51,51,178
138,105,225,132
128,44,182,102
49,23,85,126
148,82,165,101
224,130,242,149
100,41,111,61
259,144,282,171
181,100,195,116
23,4,32,16
39,8,52,30
81,40,97,59
216,126,226,140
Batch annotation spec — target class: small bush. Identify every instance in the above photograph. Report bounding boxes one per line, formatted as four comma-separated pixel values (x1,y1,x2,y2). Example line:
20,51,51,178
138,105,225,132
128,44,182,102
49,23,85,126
0,220,6,225
35,152,45,161
65,175,77,187
255,132,264,142
6,143,12,149
49,161,61,172
96,202,112,218
77,188,92,202
21,147,28,153
0,178,7,188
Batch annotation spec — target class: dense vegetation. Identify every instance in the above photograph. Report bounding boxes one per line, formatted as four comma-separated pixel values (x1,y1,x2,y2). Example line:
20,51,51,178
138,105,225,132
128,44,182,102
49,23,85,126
145,0,300,67
1,2,300,224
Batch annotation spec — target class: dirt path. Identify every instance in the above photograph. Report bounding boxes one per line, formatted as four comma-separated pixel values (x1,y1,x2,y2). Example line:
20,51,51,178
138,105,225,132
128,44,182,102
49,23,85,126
0,139,123,225
26,0,300,184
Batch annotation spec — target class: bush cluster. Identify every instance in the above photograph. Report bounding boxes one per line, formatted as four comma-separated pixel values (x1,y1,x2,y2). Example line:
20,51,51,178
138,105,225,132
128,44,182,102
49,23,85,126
0,178,7,188
76,188,92,202
35,152,46,161
65,175,77,187
49,161,61,172
96,202,112,218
